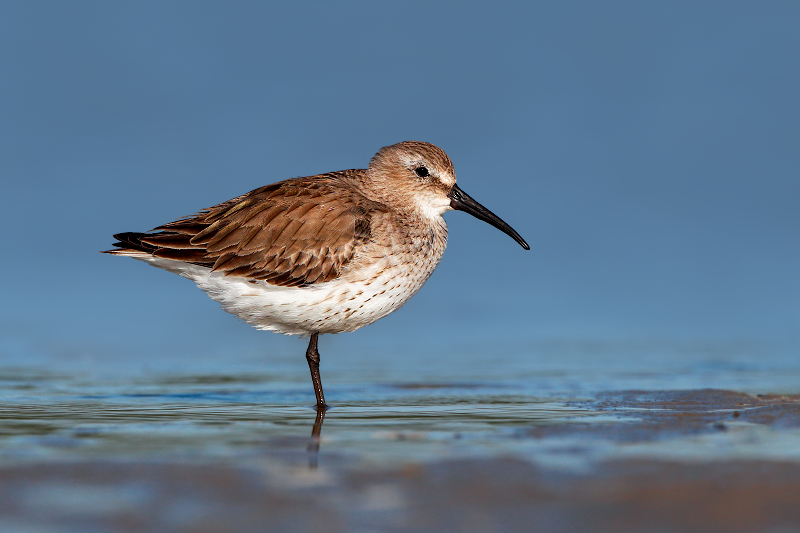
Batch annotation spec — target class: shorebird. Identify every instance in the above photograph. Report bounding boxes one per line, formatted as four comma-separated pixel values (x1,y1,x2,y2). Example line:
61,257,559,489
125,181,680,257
105,141,528,409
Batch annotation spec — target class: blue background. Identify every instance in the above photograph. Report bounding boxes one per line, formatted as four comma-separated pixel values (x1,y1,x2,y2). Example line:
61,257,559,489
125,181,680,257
1,1,798,370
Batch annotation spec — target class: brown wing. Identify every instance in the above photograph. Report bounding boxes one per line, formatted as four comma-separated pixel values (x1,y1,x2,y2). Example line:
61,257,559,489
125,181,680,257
116,171,383,287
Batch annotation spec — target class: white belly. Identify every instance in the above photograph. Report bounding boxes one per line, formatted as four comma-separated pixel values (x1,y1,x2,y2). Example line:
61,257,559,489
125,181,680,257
135,250,443,336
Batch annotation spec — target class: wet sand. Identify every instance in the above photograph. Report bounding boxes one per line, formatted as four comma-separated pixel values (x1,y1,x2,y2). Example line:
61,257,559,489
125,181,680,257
2,389,800,532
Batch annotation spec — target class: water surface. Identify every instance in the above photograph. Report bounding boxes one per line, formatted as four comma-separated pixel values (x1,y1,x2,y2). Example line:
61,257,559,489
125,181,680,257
2,339,799,470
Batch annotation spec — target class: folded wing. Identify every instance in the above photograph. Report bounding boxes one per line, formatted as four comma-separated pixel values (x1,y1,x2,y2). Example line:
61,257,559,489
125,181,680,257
108,172,382,287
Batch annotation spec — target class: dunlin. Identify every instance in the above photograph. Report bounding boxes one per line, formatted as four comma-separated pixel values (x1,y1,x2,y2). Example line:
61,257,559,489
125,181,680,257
105,141,528,408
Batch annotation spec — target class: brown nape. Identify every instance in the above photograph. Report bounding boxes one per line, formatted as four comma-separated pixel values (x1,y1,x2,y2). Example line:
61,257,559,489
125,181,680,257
109,171,385,288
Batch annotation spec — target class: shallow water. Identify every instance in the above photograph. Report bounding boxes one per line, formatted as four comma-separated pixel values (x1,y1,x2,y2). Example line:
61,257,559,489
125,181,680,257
1,338,799,470
3,340,800,532
0,367,586,467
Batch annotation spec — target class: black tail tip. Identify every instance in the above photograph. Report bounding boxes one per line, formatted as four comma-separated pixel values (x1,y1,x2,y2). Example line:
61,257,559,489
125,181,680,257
105,231,156,253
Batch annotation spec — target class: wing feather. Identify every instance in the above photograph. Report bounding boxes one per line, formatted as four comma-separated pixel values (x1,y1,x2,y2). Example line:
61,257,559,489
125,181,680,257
115,171,382,287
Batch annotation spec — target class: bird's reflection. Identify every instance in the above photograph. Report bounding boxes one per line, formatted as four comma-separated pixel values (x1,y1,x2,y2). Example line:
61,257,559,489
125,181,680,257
307,407,327,469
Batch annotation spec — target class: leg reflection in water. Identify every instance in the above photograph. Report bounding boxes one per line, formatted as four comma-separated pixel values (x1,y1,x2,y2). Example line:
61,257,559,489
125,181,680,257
307,407,327,470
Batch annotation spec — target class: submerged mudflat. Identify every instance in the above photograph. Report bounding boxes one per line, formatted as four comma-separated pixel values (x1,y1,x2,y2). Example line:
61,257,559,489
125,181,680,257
2,356,800,532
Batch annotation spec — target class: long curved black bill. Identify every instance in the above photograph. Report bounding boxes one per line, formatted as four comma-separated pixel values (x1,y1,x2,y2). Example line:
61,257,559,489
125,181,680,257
448,184,529,250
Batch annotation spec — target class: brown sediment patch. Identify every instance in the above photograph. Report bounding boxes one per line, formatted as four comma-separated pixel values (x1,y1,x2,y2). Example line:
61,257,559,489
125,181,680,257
742,393,800,428
528,388,800,442
2,458,800,533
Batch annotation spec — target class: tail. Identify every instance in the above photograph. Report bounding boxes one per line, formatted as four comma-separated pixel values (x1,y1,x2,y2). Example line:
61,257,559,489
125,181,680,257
102,232,158,256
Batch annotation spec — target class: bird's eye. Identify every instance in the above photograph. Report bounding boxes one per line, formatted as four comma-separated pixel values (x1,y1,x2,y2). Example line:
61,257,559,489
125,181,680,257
414,166,430,178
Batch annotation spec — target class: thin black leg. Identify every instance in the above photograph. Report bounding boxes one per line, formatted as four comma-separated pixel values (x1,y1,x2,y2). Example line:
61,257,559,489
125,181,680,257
305,332,328,409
